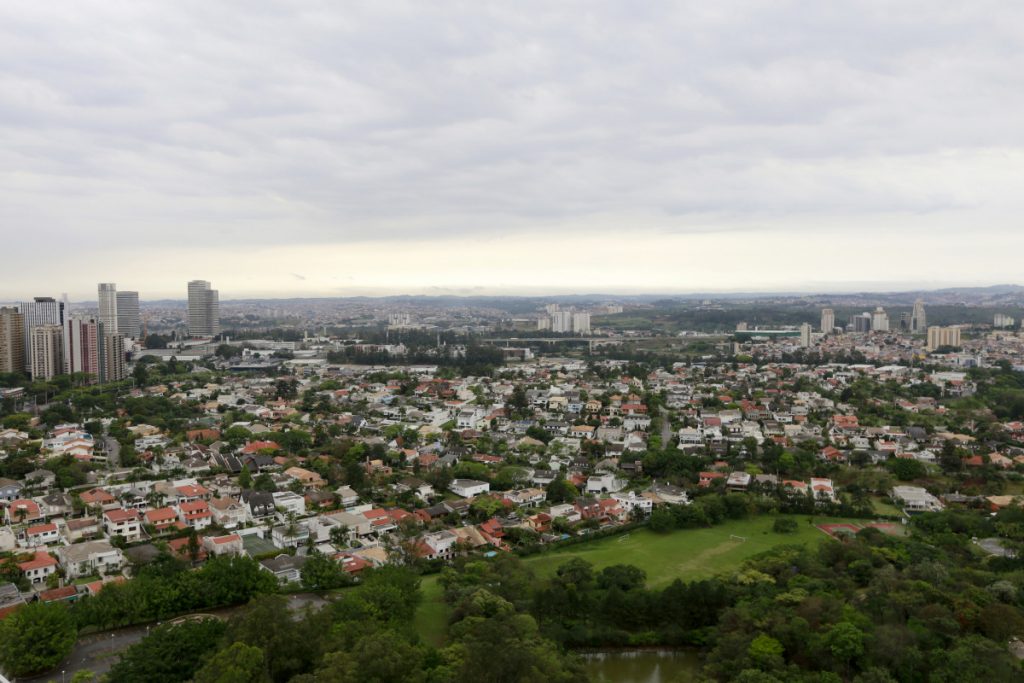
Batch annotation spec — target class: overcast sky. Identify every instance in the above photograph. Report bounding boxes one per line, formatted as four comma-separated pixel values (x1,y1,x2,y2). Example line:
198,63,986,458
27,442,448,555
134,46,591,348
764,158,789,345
2,1,1023,301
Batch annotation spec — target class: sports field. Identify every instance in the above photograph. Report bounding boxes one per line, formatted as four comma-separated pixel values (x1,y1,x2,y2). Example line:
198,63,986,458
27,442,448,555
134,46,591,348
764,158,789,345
524,515,860,587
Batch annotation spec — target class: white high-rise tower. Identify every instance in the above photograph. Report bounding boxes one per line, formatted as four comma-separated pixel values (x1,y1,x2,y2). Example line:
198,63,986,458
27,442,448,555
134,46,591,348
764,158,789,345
98,283,118,334
187,280,220,337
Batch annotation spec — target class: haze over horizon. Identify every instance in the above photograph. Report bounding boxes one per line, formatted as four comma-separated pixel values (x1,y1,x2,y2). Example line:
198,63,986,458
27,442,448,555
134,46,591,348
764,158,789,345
4,1,1024,299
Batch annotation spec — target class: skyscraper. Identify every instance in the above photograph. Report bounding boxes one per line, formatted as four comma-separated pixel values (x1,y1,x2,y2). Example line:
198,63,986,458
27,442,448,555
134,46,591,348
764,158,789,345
101,332,127,383
187,280,220,337
30,325,64,380
98,283,118,334
116,291,141,339
820,308,835,333
19,297,65,373
871,306,890,332
799,323,813,347
910,299,927,334
0,307,25,374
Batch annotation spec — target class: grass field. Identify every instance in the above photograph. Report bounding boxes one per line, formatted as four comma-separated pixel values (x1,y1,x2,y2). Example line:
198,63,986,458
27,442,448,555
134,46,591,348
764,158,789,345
414,574,449,647
411,514,864,643
523,515,857,587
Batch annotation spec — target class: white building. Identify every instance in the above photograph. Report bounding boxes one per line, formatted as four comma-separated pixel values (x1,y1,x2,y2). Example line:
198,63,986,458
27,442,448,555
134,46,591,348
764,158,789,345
58,540,124,579
891,485,943,513
449,479,490,498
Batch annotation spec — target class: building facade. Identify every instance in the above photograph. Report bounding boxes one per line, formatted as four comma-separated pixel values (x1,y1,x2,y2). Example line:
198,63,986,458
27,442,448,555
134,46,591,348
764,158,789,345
98,283,118,334
19,297,65,373
820,308,835,333
30,325,64,380
187,280,220,337
0,307,25,374
116,291,141,339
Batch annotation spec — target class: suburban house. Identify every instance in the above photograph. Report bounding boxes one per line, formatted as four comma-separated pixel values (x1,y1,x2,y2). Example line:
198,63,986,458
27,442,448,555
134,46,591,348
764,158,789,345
203,533,244,557
209,497,247,528
58,540,124,579
178,500,213,530
259,554,307,584
103,508,142,542
18,550,59,585
449,479,490,498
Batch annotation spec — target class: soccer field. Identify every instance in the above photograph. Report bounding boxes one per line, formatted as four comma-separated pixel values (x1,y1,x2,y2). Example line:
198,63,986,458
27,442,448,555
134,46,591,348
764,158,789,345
524,514,856,587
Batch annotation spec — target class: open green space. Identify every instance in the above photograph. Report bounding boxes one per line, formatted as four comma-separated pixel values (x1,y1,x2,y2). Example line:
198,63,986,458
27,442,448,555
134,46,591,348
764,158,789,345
413,574,448,647
523,515,859,587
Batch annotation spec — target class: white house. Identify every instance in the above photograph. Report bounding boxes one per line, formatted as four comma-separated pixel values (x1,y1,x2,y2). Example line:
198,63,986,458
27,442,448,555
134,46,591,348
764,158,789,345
449,479,490,498
586,472,626,494
58,540,124,579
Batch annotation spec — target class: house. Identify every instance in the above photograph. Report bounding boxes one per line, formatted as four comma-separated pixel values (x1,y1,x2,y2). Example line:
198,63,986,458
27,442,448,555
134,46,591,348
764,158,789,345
209,497,247,529
891,485,943,513
64,517,101,543
647,482,690,506
79,488,117,509
5,499,43,524
449,479,490,498
202,533,244,557
272,491,307,516
144,507,181,532
272,523,311,548
0,477,22,502
586,472,626,494
58,540,124,579
335,486,360,509
178,501,213,530
810,478,836,502
698,472,725,488
284,467,327,490
18,550,59,585
726,472,752,492
260,554,308,584
240,490,276,521
103,508,142,542
612,491,653,517
396,477,435,500
416,530,459,561
549,503,581,523
25,522,61,546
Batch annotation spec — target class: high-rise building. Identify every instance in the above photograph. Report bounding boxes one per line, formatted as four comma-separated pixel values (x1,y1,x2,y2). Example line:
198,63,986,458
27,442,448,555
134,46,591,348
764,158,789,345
995,314,1016,329
19,297,65,373
98,283,118,334
116,291,141,339
0,307,26,374
799,323,813,347
871,306,890,332
851,313,872,333
30,325,64,380
187,280,220,337
572,312,591,335
550,310,573,333
820,308,835,333
64,317,101,381
926,326,962,351
101,332,127,383
910,299,927,334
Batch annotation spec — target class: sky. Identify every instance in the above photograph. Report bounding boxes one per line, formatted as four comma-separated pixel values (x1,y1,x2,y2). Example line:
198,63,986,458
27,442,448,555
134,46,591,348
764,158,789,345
2,1,1023,301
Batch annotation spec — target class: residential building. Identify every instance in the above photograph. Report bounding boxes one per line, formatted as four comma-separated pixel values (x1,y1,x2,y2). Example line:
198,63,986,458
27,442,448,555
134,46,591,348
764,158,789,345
891,485,943,513
910,299,927,334
30,325,64,380
187,280,220,337
799,323,812,348
97,283,118,334
103,508,142,542
0,307,25,373
820,308,835,333
871,307,889,332
19,297,65,373
116,291,141,339
63,316,101,380
449,479,490,498
927,326,962,351
58,540,124,579
18,550,58,585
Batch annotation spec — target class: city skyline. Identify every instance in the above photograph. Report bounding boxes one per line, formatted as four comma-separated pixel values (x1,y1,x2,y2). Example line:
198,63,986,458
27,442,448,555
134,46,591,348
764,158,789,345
3,2,1024,298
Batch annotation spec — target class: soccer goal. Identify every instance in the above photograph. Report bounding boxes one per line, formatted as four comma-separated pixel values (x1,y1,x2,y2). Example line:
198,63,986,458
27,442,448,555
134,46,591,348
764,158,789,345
729,534,747,542
617,533,631,542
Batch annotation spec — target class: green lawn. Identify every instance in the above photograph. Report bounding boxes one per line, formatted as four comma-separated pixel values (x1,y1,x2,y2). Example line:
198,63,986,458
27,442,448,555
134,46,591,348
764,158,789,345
414,574,449,647
523,515,856,587
870,496,904,517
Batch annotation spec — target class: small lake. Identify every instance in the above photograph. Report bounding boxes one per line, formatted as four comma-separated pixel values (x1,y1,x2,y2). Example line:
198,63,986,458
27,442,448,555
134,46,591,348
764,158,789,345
578,649,702,683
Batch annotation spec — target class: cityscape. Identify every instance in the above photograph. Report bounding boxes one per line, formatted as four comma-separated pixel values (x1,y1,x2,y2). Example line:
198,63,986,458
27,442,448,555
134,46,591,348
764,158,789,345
4,2,1024,682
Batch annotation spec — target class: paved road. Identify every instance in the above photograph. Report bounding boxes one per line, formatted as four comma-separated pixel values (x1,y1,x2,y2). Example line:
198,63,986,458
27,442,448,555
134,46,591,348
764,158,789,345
24,594,331,682
660,407,673,446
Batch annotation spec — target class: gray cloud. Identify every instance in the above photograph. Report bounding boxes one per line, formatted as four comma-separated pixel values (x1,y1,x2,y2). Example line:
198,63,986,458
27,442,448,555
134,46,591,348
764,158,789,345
1,1,1023,295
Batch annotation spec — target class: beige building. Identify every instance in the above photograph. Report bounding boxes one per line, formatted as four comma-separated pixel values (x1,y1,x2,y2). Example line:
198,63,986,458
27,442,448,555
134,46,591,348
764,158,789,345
30,325,64,380
926,326,962,352
0,307,25,373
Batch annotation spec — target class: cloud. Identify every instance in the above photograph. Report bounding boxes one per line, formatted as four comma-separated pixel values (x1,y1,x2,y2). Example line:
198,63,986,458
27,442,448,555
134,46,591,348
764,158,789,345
1,1,1023,297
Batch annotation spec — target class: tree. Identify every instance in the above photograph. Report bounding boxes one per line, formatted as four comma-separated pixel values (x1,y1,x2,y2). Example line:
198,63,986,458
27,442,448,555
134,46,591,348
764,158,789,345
193,642,270,683
648,506,675,533
0,601,77,677
748,634,784,670
107,619,226,683
545,476,578,504
301,553,352,591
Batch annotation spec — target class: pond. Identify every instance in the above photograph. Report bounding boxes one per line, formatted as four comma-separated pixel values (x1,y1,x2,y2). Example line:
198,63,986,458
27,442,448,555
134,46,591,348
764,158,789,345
578,649,702,683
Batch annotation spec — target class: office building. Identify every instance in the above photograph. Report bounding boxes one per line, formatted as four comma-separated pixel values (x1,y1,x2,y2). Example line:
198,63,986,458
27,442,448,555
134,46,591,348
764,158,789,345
820,308,835,333
926,326,962,352
116,291,141,339
30,325,64,380
871,306,890,332
0,307,25,374
97,283,118,334
19,297,65,373
910,299,927,334
188,280,220,337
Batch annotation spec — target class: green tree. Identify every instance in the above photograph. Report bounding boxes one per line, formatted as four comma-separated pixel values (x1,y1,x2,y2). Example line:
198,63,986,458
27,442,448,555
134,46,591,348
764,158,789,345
0,601,77,677
194,642,270,683
301,553,352,591
107,619,226,683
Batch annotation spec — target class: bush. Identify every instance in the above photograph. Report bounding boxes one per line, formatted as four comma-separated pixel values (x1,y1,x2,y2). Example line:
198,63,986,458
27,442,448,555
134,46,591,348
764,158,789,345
772,518,798,534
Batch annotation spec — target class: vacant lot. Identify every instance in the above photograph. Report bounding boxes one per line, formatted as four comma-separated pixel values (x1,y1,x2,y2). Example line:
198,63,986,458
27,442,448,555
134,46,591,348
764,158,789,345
524,515,861,587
